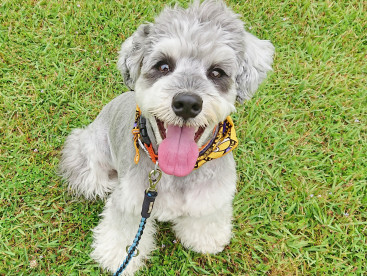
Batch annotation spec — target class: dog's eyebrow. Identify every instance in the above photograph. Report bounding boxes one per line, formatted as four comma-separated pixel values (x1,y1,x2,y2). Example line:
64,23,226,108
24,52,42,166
156,52,175,63
206,46,237,75
208,59,235,76
147,51,176,69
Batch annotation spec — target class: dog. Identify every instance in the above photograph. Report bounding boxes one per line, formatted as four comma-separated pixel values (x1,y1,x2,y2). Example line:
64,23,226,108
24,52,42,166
60,0,274,274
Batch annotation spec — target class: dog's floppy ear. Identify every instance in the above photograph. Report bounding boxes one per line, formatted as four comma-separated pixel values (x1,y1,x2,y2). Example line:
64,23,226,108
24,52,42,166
117,24,151,90
236,32,274,103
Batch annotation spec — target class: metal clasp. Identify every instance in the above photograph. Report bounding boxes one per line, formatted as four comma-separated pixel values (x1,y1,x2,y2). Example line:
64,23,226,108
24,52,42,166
147,162,162,192
126,246,139,257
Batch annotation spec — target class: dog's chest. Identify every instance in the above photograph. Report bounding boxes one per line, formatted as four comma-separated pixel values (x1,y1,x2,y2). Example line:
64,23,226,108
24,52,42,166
151,175,230,221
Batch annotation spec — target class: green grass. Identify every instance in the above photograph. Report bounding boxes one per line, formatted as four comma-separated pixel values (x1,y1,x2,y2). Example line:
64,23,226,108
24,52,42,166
1,0,366,275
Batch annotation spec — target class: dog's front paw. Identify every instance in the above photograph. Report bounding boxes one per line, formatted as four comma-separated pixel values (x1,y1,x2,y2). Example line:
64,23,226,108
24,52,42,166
173,213,232,254
91,247,141,276
91,198,157,275
91,223,146,276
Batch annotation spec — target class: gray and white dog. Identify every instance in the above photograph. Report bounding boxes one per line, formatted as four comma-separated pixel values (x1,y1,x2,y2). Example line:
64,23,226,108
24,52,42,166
60,0,274,274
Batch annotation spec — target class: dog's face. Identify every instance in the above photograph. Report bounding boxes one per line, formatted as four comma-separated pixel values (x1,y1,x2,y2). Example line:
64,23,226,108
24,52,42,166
118,0,274,176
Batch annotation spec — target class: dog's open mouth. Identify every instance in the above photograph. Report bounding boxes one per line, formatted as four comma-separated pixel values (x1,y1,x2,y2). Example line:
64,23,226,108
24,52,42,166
155,117,205,177
156,118,205,142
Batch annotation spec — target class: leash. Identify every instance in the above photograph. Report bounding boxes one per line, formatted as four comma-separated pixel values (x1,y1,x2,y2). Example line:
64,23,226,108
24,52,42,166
113,163,162,276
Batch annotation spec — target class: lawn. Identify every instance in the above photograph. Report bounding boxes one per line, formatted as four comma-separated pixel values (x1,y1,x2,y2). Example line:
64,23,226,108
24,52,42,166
1,0,366,275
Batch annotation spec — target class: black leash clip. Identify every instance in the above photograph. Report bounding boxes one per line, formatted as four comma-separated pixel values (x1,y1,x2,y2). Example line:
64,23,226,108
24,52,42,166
141,165,162,218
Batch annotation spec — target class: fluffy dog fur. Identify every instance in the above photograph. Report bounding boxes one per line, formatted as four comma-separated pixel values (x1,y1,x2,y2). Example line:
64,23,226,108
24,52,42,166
60,0,274,274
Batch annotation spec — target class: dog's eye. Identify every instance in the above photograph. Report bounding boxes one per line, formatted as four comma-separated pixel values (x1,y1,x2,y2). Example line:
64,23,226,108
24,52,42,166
209,68,225,79
158,64,170,73
154,58,175,76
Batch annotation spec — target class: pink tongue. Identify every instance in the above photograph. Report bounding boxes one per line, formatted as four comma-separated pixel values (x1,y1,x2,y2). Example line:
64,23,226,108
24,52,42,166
158,125,199,177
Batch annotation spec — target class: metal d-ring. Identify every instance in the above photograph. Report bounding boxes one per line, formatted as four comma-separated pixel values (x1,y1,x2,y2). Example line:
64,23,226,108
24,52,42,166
126,245,140,257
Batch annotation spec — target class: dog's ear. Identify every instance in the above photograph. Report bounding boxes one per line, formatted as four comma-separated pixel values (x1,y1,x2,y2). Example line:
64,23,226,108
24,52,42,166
236,32,274,103
117,24,151,90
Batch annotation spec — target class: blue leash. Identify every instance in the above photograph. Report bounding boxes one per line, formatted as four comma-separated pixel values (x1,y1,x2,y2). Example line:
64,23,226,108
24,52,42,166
114,167,162,276
113,217,147,276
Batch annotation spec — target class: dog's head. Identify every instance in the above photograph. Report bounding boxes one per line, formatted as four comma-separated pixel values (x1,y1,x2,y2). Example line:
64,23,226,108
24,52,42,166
118,0,274,176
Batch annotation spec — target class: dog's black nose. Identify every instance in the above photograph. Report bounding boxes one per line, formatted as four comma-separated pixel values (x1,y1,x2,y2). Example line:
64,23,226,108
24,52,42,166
172,93,203,120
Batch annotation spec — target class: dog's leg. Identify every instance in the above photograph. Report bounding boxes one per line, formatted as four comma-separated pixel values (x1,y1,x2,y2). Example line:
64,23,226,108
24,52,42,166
172,205,232,254
91,191,156,275
59,124,118,199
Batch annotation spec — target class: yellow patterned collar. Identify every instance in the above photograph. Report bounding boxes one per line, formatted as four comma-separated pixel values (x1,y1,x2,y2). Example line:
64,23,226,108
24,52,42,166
195,116,238,169
132,106,238,169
